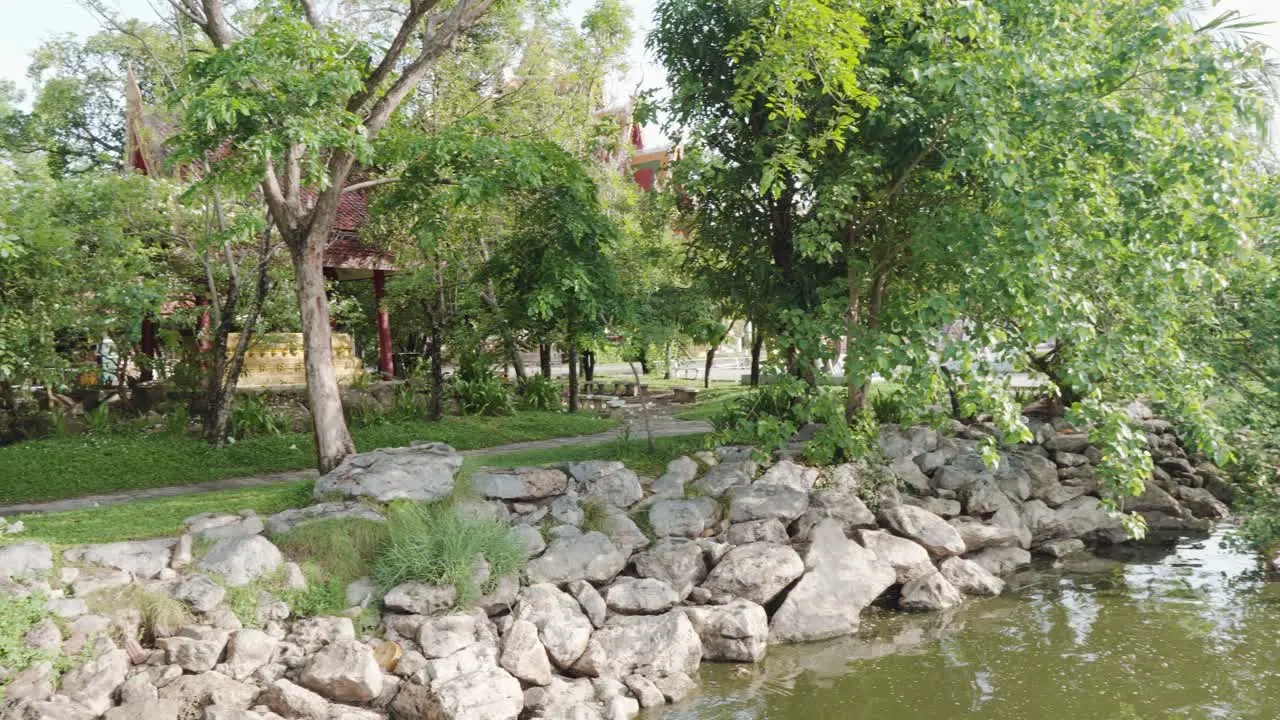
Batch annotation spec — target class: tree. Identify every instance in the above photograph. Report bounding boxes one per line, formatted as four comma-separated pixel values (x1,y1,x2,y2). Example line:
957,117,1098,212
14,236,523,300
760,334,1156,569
171,0,500,472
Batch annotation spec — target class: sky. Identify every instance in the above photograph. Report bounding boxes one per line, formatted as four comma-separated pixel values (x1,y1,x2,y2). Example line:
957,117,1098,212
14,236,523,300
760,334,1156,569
1,0,1277,141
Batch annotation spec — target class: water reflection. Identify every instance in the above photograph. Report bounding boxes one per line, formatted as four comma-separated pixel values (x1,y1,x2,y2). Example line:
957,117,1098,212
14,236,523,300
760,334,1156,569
650,529,1280,720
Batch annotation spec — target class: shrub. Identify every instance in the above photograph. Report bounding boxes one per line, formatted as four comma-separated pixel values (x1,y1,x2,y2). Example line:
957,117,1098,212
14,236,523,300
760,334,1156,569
517,375,562,411
870,388,906,425
452,377,516,416
230,392,286,437
372,502,524,606
1225,429,1280,554
84,404,112,435
711,376,878,463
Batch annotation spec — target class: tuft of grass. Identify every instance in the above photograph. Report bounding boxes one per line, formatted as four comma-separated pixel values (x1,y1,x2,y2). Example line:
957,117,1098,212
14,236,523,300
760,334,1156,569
629,508,655,541
10,482,314,545
0,593,53,692
372,502,524,607
1,411,619,505
272,517,388,585
223,585,264,629
580,499,608,534
88,585,190,640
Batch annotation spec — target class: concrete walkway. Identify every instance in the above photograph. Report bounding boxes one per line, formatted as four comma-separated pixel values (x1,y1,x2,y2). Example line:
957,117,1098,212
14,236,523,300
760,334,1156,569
1,415,712,517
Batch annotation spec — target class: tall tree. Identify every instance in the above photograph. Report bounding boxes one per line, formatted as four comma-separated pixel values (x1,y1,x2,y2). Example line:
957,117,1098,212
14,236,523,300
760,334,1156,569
171,0,500,472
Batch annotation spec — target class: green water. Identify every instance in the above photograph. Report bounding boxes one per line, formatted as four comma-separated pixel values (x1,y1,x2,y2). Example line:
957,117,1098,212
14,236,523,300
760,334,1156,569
654,530,1280,720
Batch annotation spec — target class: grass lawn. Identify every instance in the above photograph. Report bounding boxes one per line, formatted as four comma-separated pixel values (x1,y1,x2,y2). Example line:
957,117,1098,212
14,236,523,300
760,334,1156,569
9,432,711,545
0,412,618,506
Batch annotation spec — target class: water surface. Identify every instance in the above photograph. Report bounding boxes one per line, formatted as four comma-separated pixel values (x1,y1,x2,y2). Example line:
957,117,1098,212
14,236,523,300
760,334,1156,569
653,530,1280,719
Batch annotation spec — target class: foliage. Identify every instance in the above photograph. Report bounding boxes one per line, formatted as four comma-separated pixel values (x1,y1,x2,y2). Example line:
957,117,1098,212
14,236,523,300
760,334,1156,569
517,375,562,411
372,502,524,606
272,517,389,588
580,499,609,534
451,377,517,417
1224,424,1280,554
0,593,52,696
230,393,288,438
711,376,878,463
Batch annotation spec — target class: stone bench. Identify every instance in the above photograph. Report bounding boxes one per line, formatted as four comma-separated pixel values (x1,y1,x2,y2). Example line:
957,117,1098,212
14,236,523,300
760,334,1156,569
580,394,609,412
672,386,700,404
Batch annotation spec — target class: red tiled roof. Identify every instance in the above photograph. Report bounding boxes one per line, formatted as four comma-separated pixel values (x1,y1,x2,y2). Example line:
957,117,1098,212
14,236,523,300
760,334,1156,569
334,189,371,232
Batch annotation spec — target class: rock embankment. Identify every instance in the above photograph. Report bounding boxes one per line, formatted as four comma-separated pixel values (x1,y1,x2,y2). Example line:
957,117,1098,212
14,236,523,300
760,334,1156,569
0,415,1229,720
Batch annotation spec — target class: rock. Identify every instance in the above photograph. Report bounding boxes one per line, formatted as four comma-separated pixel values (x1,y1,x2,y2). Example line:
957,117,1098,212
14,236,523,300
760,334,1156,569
1040,484,1090,507
414,611,494,659
158,626,229,673
948,516,1020,553
1176,486,1229,519
3,696,97,720
1044,433,1089,453
521,677,597,719
116,674,156,705
509,524,547,559
224,629,277,681
603,578,680,615
264,502,385,536
203,709,263,720
632,539,707,601
0,539,52,579
170,574,225,613
567,461,644,508
622,674,664,708
478,574,520,616
196,535,282,587
790,487,876,541
700,542,804,606
471,466,568,501
572,611,702,679
756,460,819,493
1036,538,1085,558
1126,484,1183,515
260,678,331,720
939,556,1003,596
878,425,938,459
1024,496,1122,544
45,598,88,619
724,518,790,545
525,532,626,586
914,439,960,475
989,503,1033,550
24,617,61,653
64,567,131,597
183,511,265,541
769,519,895,643
384,583,458,615
343,576,376,607
169,535,193,571
499,619,553,686
899,570,963,611
156,671,259,718
63,539,174,579
314,442,460,503
682,599,767,662
4,661,54,703
905,496,962,519
854,529,934,584
288,616,356,653
601,694,640,720
968,546,1032,576
513,584,594,670
600,508,649,557
648,497,719,538
692,460,757,497
1052,451,1089,467
889,456,932,494
961,479,1010,517
651,671,696,703
933,466,989,492
567,580,608,628
653,456,699,497
549,497,584,526
406,666,524,720
101,699,181,720
726,483,809,524
879,505,966,558
59,646,130,715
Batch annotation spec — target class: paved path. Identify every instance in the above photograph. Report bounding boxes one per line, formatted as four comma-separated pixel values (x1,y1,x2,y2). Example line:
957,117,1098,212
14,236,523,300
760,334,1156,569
1,414,711,517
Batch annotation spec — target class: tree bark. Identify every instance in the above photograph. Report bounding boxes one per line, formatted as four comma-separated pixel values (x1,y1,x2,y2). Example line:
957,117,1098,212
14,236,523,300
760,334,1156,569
663,342,673,380
704,347,715,389
845,225,866,422
288,234,355,472
539,342,552,378
428,322,444,421
750,327,763,387
567,336,579,413
582,350,594,383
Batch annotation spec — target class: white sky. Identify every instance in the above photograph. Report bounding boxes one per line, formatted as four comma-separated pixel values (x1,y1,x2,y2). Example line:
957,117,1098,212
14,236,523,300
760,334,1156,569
0,0,1276,145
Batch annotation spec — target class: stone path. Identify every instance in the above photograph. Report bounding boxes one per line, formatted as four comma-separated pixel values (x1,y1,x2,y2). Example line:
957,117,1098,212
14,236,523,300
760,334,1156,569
0,413,711,516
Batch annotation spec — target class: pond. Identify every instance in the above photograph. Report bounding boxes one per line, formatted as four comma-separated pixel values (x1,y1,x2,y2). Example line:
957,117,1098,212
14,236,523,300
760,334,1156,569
651,528,1280,720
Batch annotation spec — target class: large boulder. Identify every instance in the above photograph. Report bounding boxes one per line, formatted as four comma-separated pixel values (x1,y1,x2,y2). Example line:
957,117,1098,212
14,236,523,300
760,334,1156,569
225,628,278,681
525,532,626,586
197,535,283,587
58,646,130,715
1176,486,1230,519
600,507,649,557
790,487,876,541
0,541,53,578
1044,433,1089,453
692,461,757,497
313,442,461,503
948,516,1021,553
632,539,708,600
652,457,699,497
939,556,1004,596
63,539,174,579
264,501,385,536
157,626,229,673
157,671,259,718
170,574,225,613
648,497,719,538
513,584,595,670
500,618,554,686
260,678,332,720
603,578,680,615
725,483,810,524
471,467,568,501
878,425,938,459
756,460,819,493
566,461,644,508
384,582,458,616
402,666,524,720
889,456,932,494
299,639,383,703
700,542,804,606
572,611,702,679
682,599,769,663
769,519,895,643
879,505,966,558
898,570,963,612
183,511,264,541
724,518,790,545
1022,496,1122,544
968,546,1032,576
855,529,934,585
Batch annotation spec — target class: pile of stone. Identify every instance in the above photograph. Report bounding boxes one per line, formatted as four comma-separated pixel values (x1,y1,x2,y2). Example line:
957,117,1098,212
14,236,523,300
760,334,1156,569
0,416,1231,720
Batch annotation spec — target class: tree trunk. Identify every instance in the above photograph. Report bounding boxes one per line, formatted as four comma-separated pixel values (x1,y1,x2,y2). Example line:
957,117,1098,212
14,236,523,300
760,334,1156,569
567,336,579,413
428,322,444,421
844,226,866,422
539,342,552,378
663,342,673,380
637,346,650,375
582,351,594,383
288,236,355,472
704,347,715,389
750,328,763,387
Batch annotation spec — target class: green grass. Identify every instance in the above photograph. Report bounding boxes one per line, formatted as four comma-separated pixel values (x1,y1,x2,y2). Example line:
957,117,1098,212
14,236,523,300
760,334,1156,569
672,380,904,422
8,482,314,545
0,411,618,505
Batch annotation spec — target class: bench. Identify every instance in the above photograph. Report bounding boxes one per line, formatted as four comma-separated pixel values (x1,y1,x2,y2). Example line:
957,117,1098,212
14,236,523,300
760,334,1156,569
580,394,609,412
672,386,700,404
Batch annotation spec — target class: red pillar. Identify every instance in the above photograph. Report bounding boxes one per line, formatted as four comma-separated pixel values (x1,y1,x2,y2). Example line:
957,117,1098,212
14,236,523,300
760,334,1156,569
373,270,393,380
